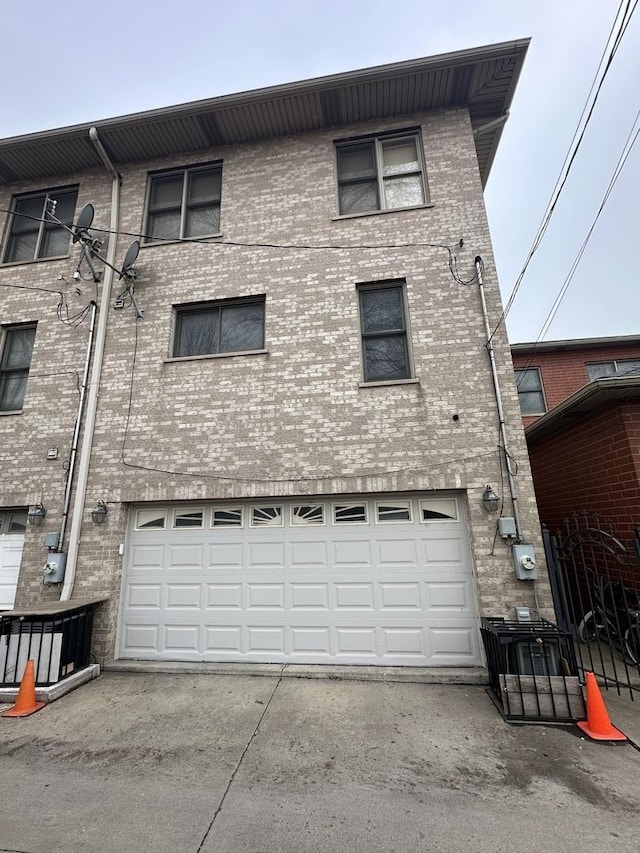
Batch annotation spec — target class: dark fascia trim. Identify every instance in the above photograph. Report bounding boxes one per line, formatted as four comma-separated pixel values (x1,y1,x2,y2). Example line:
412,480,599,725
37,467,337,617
512,333,640,355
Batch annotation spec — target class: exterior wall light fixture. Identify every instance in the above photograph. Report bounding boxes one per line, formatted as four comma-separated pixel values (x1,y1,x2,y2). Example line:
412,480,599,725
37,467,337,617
91,500,108,525
482,485,500,513
27,503,47,526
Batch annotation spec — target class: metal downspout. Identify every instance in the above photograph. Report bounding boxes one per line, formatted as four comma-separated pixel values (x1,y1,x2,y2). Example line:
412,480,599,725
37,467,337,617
475,256,523,542
60,129,120,600
58,301,97,547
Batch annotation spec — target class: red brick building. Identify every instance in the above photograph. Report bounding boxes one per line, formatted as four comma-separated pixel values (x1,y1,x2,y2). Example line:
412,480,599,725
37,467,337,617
511,336,640,544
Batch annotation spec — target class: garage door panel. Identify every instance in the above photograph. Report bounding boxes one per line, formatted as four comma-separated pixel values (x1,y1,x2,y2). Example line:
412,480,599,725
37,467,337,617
120,494,481,666
206,542,243,568
290,540,329,567
127,583,163,609
248,584,285,610
168,544,204,567
164,625,200,652
333,540,372,567
376,538,418,565
290,583,329,609
425,581,473,612
334,583,375,610
166,584,201,609
379,582,422,609
205,583,243,609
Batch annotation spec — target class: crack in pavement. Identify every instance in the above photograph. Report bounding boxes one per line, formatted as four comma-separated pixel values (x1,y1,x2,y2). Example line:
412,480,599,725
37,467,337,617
195,667,285,853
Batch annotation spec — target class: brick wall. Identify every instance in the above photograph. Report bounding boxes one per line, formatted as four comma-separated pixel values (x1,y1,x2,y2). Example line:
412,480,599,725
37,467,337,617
0,106,552,659
527,401,640,544
513,344,640,428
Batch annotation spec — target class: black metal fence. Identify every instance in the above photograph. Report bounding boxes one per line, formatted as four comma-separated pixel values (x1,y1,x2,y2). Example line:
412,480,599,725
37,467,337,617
0,604,94,688
480,617,584,723
544,513,640,699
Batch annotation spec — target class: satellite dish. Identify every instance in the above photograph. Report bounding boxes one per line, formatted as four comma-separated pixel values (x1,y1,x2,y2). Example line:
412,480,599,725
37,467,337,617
72,203,95,243
119,240,140,279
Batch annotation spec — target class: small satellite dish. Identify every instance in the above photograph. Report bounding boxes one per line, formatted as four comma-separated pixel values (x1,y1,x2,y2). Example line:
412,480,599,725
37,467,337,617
72,203,95,243
119,240,140,279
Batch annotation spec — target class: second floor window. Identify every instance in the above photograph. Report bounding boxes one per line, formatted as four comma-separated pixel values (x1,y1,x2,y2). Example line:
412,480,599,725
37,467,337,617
3,188,77,264
587,359,640,381
358,282,411,382
336,132,426,216
173,297,265,358
514,368,546,415
145,164,222,243
0,324,36,412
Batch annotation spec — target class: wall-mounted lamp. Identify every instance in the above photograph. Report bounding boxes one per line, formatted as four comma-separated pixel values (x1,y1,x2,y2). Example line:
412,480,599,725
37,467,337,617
482,485,500,513
91,500,108,525
27,503,47,526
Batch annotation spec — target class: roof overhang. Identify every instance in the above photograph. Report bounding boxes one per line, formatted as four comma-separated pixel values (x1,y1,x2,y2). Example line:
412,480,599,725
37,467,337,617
526,376,640,443
0,39,529,188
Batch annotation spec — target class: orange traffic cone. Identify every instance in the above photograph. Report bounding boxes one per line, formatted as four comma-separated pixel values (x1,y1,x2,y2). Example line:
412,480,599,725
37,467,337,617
2,660,46,718
577,671,626,741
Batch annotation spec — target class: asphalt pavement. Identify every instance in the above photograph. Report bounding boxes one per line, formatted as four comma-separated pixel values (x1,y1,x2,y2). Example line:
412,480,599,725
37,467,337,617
1,671,639,853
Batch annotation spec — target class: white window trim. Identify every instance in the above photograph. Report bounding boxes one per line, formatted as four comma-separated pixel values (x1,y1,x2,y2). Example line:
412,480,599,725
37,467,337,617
250,506,284,528
375,500,413,524
332,503,369,525
419,499,459,523
172,507,205,529
290,503,327,527
211,506,245,528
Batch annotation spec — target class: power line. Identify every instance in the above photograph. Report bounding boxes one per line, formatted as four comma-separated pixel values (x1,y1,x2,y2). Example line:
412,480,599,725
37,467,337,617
491,0,638,340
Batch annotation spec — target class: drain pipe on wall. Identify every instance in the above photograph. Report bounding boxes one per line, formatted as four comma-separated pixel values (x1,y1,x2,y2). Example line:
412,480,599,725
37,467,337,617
474,256,523,542
60,128,120,601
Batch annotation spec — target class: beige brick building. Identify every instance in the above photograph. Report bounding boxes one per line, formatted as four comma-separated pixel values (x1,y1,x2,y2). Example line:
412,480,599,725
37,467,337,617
0,40,553,670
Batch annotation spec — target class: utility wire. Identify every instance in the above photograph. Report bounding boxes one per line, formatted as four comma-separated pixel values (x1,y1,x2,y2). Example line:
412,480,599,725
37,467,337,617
491,0,638,340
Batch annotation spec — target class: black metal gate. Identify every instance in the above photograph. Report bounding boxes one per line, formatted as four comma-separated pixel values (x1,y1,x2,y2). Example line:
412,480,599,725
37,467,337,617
544,513,640,698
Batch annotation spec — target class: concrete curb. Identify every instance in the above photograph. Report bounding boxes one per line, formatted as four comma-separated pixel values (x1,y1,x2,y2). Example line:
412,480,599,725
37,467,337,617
0,663,101,705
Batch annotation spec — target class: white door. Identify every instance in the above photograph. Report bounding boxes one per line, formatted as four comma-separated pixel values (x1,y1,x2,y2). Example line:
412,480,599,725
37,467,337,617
119,494,481,666
0,510,27,610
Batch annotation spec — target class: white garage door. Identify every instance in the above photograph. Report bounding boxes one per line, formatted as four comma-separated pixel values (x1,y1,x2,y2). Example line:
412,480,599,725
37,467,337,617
118,494,481,666
0,510,27,611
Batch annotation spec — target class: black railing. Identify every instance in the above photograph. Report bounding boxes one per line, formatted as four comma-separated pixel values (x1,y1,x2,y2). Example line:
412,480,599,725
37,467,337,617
481,617,584,723
0,604,94,687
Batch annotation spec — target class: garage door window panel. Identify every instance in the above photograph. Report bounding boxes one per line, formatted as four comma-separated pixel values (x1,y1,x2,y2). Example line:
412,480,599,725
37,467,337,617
420,499,458,522
333,504,368,524
135,509,167,530
212,507,244,528
292,505,325,526
376,501,412,522
173,509,204,529
251,506,283,527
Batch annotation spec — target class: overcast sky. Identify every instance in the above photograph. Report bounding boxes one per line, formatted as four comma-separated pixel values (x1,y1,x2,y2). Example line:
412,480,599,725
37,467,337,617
2,0,638,344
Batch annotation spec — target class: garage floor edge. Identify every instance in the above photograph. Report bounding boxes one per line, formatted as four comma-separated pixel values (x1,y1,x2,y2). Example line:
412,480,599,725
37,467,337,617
105,659,488,684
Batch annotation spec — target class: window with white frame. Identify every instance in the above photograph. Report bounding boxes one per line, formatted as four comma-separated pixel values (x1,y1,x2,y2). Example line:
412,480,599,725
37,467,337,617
336,131,426,216
3,188,78,264
358,282,411,382
514,368,546,415
0,324,36,412
145,164,222,242
172,296,265,358
586,359,640,381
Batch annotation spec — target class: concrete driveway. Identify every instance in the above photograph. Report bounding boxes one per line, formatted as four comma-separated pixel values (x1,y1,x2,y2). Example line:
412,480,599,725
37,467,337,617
1,671,639,853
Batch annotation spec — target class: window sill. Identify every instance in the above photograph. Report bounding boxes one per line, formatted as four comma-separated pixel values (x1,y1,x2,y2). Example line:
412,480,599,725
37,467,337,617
141,233,223,249
0,409,23,416
1,253,70,268
332,203,433,222
164,349,268,364
359,378,420,389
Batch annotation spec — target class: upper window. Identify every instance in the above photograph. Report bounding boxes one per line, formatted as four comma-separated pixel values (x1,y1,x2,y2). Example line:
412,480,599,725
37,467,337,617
173,296,265,358
358,282,411,382
3,188,78,264
0,325,36,412
145,164,222,242
514,368,546,415
336,132,426,216
586,359,640,381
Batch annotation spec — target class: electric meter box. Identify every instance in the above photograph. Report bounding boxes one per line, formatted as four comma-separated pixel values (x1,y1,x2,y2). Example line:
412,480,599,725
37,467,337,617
513,544,538,580
43,552,67,584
